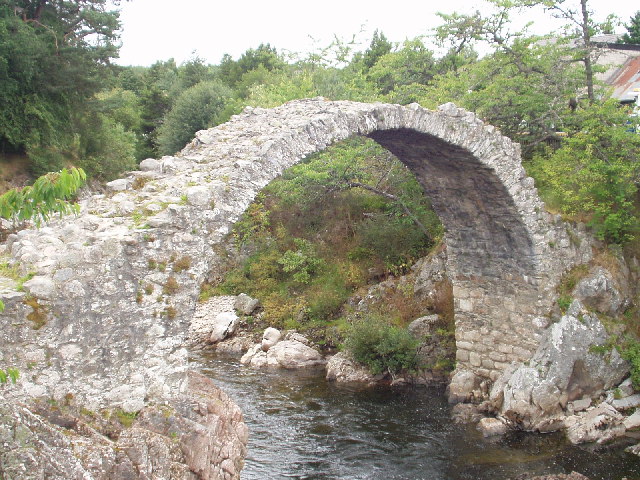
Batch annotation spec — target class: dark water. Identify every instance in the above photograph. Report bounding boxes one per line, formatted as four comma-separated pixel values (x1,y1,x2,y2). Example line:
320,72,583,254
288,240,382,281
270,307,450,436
193,352,640,480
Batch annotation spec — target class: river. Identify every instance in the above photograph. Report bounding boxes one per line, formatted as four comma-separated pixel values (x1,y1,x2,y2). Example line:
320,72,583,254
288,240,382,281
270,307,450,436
192,351,640,480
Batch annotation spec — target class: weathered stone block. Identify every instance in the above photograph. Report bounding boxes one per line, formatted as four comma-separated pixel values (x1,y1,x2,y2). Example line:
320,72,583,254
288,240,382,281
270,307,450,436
469,352,482,367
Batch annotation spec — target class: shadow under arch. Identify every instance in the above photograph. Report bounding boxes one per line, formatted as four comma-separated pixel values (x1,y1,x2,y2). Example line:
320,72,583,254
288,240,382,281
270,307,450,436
368,128,537,281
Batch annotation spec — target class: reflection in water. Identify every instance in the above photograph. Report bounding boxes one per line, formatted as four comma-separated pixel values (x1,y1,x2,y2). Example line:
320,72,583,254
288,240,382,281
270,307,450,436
192,352,640,480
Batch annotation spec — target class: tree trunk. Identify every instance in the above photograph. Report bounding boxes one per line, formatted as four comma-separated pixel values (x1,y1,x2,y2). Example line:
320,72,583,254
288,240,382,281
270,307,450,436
580,0,595,103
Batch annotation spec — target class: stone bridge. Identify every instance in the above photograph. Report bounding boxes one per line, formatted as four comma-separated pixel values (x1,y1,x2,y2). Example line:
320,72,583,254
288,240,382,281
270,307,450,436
0,98,592,409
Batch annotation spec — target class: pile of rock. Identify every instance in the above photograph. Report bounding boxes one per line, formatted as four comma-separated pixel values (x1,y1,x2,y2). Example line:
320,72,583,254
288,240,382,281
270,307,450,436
190,293,260,353
240,328,326,369
464,299,640,455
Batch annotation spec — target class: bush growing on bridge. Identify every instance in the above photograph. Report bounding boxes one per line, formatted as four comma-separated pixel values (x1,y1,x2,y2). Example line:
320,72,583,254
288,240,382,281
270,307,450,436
344,316,419,376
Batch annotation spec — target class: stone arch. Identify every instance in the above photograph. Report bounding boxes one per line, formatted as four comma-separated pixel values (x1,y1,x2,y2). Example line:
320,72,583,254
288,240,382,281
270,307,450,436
0,99,591,408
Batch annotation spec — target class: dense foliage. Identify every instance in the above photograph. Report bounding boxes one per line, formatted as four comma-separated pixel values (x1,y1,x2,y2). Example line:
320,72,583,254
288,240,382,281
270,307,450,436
155,81,235,155
0,0,129,178
619,11,640,44
344,316,420,375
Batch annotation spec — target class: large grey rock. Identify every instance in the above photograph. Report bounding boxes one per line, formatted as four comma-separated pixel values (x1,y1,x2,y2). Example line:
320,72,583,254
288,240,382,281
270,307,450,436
413,250,448,303
477,417,508,437
234,293,260,315
241,335,324,369
261,327,282,352
408,314,440,338
573,266,625,315
498,301,628,431
448,370,482,404
209,312,239,343
269,340,325,368
326,352,382,384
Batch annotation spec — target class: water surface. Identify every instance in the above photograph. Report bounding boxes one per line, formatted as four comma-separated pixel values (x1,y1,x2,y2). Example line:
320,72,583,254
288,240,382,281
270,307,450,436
193,352,640,480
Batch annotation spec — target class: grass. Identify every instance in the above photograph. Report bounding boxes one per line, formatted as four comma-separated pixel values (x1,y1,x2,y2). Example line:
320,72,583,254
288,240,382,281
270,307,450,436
172,255,192,273
163,276,179,295
115,409,138,428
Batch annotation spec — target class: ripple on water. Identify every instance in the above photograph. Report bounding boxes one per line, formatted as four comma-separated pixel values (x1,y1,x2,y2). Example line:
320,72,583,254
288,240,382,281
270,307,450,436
192,352,640,480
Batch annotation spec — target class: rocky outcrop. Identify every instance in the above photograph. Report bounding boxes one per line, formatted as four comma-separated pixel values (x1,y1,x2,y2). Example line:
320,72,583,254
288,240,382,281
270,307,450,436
412,250,449,306
492,300,629,434
564,402,625,445
240,329,325,369
0,372,247,479
572,266,627,315
325,352,383,385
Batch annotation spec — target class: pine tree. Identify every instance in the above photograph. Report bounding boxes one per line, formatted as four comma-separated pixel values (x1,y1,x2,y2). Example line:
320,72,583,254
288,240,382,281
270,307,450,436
619,11,640,44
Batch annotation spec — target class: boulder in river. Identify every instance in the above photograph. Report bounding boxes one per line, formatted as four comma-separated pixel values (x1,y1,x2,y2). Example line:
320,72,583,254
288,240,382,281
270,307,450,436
241,329,325,369
325,352,383,385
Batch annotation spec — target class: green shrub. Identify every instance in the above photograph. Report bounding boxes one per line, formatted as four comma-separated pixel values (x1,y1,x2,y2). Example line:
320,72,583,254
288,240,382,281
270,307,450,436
621,338,640,390
344,317,419,375
278,238,323,284
557,295,572,313
156,81,235,155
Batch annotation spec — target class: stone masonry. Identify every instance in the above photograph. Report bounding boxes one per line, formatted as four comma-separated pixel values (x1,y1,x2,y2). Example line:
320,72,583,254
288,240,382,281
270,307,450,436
0,98,593,408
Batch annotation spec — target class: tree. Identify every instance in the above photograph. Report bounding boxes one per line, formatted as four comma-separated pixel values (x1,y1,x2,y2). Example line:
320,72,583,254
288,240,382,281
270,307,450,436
527,100,640,243
0,166,86,227
537,0,597,102
422,34,584,155
156,81,235,155
619,11,640,44
218,44,284,87
512,0,618,103
366,39,438,95
0,0,124,153
360,29,393,70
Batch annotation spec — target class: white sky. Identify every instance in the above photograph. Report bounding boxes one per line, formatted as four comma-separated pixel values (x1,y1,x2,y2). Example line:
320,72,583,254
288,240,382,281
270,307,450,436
114,0,639,66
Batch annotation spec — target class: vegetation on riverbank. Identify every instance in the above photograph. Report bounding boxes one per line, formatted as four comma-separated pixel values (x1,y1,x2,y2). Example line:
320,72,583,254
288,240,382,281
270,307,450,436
205,137,443,351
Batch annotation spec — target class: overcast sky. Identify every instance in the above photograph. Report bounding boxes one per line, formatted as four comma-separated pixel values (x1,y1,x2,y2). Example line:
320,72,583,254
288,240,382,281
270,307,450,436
114,0,639,66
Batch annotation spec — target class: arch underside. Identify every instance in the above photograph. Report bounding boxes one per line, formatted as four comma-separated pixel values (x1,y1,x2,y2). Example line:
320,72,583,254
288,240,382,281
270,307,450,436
367,129,543,380
368,129,536,281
